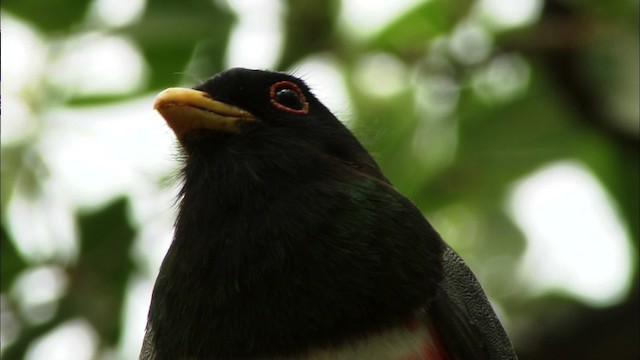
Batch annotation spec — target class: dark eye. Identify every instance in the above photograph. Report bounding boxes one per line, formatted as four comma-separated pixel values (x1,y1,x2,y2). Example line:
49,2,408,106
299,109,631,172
276,88,304,110
270,81,309,115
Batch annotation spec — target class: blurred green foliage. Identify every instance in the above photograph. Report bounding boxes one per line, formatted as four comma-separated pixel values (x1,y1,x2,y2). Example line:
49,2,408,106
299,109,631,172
1,0,638,359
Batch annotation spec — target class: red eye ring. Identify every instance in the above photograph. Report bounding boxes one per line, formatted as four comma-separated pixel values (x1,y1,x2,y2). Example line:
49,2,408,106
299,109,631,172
269,81,309,115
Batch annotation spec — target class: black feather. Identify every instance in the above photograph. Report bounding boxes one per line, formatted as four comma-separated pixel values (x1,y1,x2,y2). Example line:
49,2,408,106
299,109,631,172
141,68,517,360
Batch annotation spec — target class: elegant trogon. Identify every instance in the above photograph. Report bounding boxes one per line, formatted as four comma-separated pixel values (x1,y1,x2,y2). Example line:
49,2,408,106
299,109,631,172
140,68,517,360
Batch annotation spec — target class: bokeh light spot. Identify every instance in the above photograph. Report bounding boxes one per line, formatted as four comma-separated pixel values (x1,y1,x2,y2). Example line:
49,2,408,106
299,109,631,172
509,161,633,306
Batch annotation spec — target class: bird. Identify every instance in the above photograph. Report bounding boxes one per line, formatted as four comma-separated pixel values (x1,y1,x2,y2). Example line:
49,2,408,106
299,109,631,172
140,68,517,360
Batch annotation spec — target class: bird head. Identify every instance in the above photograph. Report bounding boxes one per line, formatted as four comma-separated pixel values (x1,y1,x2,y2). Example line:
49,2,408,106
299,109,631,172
154,68,386,182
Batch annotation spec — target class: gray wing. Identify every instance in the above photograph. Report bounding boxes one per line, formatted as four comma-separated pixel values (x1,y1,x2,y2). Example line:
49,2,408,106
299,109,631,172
139,323,157,360
430,246,518,359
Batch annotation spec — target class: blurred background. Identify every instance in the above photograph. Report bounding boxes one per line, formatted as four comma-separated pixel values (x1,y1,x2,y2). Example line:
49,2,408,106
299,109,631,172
1,0,638,359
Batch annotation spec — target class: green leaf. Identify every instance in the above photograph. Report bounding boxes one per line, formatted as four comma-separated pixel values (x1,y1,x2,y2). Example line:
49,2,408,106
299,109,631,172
416,62,583,211
0,224,29,293
368,0,471,58
3,0,92,32
119,0,235,90
62,197,137,345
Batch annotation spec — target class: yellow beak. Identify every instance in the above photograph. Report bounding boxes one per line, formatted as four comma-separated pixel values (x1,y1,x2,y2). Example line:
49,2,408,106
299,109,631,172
154,87,258,139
